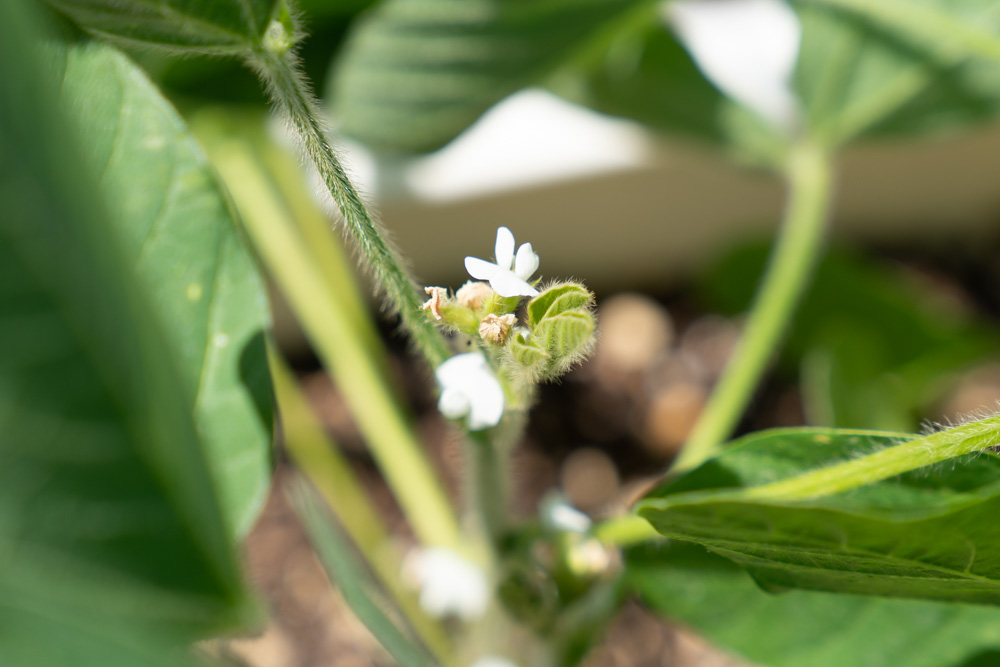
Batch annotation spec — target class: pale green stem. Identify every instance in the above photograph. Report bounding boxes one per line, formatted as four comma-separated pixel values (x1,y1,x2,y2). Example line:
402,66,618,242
210,136,461,550
673,142,833,473
592,514,661,547
737,418,1000,502
268,350,455,664
247,44,451,369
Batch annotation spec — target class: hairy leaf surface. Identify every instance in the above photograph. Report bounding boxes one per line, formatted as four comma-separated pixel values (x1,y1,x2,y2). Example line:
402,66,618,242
46,0,280,54
639,426,1000,604
629,540,1000,667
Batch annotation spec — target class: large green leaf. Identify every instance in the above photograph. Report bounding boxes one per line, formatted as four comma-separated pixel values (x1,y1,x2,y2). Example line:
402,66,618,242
628,540,1000,667
329,0,653,152
563,0,1000,151
0,0,255,635
51,39,273,538
638,426,1000,605
46,0,281,54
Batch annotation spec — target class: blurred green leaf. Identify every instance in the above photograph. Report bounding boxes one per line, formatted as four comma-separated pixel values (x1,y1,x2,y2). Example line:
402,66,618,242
328,0,1000,154
291,483,438,667
639,427,1000,604
51,39,274,538
628,540,1000,667
702,246,994,431
45,0,281,54
329,0,653,153
0,0,256,636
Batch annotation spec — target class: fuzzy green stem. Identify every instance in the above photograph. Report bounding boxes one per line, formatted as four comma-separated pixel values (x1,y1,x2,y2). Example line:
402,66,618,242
247,44,451,368
465,430,508,548
739,418,1000,502
673,142,833,473
209,135,461,549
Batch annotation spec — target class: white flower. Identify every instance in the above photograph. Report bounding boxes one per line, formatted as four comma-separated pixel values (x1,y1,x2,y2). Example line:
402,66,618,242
470,657,519,667
540,494,592,534
665,0,802,132
435,352,505,430
407,548,489,620
465,226,540,298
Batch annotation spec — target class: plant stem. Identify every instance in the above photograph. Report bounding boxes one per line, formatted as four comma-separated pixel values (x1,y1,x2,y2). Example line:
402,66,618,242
207,134,461,550
673,142,833,473
268,350,454,664
247,45,451,369
592,514,661,547
737,418,1000,502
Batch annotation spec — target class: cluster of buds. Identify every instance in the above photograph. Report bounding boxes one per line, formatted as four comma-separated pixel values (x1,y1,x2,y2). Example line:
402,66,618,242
423,227,597,430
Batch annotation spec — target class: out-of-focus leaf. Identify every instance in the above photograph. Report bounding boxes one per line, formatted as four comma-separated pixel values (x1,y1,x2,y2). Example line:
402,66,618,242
291,483,438,667
0,0,255,634
702,246,995,431
52,39,273,538
563,0,1000,152
329,0,653,153
639,425,1000,604
45,0,281,54
628,540,1000,667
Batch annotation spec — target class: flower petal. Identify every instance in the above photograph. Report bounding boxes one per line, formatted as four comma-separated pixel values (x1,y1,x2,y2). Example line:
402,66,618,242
465,256,500,280
437,388,470,420
466,373,505,430
494,226,515,269
514,242,539,280
489,269,539,298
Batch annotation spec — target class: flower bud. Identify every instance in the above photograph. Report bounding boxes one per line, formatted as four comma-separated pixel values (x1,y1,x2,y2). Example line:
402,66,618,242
456,280,493,310
479,313,517,345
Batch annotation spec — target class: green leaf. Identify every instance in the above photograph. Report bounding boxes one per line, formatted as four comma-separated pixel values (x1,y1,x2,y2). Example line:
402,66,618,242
0,0,255,634
527,282,593,329
562,0,1000,152
329,0,652,152
628,540,1000,667
638,425,1000,605
52,39,273,538
291,483,438,667
701,246,995,431
46,0,281,54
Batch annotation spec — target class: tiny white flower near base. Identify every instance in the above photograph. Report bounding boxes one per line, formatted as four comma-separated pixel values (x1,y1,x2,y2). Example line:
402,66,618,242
435,352,505,430
665,0,802,132
540,494,593,534
470,657,520,667
407,548,489,620
465,226,540,298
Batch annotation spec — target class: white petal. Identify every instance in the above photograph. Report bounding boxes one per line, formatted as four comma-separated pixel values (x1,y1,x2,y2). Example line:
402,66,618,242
465,372,505,431
494,226,515,269
489,270,540,298
438,388,470,420
470,658,520,667
465,256,500,281
412,548,489,620
436,352,487,386
513,242,539,280
667,0,801,131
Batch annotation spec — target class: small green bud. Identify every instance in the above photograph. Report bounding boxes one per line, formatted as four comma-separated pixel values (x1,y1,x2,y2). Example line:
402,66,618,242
422,286,479,335
528,283,593,328
533,311,596,375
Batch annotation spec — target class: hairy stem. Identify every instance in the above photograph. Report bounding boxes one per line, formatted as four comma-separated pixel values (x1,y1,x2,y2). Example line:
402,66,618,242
247,43,451,368
673,142,833,473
